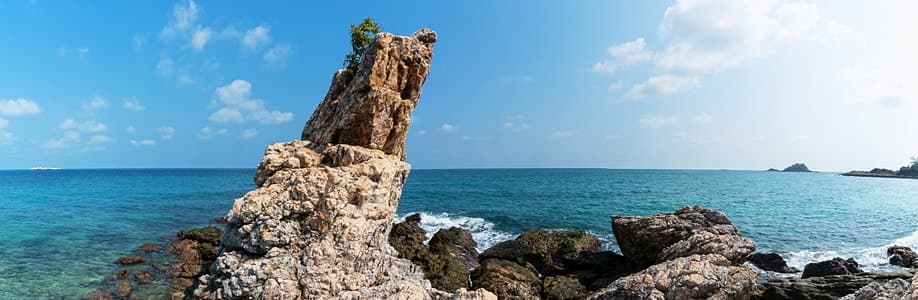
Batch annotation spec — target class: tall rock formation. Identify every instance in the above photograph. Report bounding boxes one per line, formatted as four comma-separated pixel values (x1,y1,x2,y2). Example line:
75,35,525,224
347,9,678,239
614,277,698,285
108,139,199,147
193,28,493,300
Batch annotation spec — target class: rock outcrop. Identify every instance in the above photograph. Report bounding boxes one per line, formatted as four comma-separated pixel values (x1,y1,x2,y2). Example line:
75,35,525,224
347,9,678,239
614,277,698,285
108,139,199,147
388,215,479,292
802,257,863,278
191,28,492,299
755,271,915,300
888,245,918,268
747,252,800,273
612,205,756,269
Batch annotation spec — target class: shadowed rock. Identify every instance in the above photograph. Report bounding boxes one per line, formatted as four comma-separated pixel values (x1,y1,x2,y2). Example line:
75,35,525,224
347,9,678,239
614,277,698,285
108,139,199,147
755,271,914,300
802,257,863,279
748,252,800,273
472,259,541,300
888,245,918,268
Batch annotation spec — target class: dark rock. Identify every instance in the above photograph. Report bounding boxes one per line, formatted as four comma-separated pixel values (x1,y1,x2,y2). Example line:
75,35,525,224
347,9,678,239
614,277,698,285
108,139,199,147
389,214,429,264
115,256,145,265
472,258,541,300
767,168,781,172
542,275,587,300
429,227,479,269
387,216,476,292
748,252,800,273
116,281,132,297
782,163,813,172
213,216,226,224
567,251,638,291
177,227,221,244
480,228,601,276
82,290,114,300
426,251,471,292
134,270,153,283
151,263,167,272
754,271,914,300
802,257,863,278
612,205,755,269
405,213,422,223
109,270,128,281
887,245,918,268
138,243,162,252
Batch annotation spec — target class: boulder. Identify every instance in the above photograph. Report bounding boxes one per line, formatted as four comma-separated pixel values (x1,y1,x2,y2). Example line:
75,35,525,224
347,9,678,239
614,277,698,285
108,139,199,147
755,271,914,300
748,252,800,273
116,281,132,297
542,275,587,300
388,216,476,292
109,270,128,281
566,251,639,291
134,270,153,283
115,256,144,265
612,205,756,268
430,227,479,270
802,257,863,278
839,279,910,300
389,213,431,264
193,28,470,299
888,245,918,268
138,242,162,252
480,229,601,275
472,259,541,300
587,254,759,300
177,227,221,244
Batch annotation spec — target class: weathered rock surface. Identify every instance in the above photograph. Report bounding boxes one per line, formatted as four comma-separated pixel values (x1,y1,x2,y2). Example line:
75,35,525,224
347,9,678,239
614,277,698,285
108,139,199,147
748,252,800,273
115,255,145,265
802,257,863,279
839,279,910,300
480,228,601,276
755,271,915,300
586,254,759,300
542,275,587,300
612,205,756,269
192,28,492,299
472,258,542,300
388,215,479,292
888,245,918,268
430,226,480,270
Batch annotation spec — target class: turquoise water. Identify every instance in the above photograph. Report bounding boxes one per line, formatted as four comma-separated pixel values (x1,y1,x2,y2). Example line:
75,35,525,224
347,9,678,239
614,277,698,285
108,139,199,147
3,169,918,298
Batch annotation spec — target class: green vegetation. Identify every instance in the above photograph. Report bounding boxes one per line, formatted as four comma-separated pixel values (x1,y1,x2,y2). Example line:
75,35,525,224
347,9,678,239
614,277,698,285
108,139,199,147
343,18,381,73
896,157,918,177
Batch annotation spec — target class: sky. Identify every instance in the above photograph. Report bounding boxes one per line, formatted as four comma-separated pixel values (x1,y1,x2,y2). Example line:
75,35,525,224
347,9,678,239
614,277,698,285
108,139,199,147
1,1,916,171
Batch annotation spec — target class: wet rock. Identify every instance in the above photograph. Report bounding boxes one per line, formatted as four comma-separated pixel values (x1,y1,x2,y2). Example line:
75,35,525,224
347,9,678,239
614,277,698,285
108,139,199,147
748,252,800,273
134,270,153,283
566,251,638,291
802,257,863,278
427,250,472,292
116,281,132,297
612,205,756,269
390,213,430,263
542,275,587,300
151,263,167,272
480,229,600,276
430,227,479,270
109,270,128,281
389,216,475,292
888,245,918,268
587,254,759,300
213,216,226,224
472,259,541,300
138,243,162,252
82,290,114,300
755,271,914,300
177,227,221,244
115,256,145,265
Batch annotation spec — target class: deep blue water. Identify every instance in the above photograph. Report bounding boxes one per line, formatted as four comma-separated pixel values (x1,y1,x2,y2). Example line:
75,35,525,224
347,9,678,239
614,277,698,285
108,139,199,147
3,168,918,298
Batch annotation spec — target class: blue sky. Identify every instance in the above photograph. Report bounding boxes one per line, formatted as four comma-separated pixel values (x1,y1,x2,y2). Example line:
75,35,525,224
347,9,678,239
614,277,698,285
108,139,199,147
1,1,916,170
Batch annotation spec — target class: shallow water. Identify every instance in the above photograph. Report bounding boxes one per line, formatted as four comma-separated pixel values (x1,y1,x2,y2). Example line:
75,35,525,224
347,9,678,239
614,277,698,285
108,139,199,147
2,168,918,298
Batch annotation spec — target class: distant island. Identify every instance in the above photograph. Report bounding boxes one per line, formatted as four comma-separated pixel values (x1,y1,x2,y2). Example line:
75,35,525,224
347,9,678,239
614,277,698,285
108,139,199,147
841,157,918,179
766,163,814,172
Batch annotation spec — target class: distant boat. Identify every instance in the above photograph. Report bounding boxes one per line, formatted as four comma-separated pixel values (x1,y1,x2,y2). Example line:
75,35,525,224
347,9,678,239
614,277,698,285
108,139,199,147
30,166,61,171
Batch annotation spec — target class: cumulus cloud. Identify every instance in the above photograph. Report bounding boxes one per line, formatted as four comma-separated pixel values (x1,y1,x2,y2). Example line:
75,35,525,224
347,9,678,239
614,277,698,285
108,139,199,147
87,135,116,145
439,123,457,132
83,96,108,111
197,127,228,139
190,26,213,51
42,131,81,149
210,80,293,124
0,98,40,116
157,127,176,140
240,128,257,139
242,25,271,51
60,118,107,132
264,44,294,65
625,75,700,99
160,0,199,39
592,38,653,74
130,139,157,146
123,97,146,111
639,115,680,128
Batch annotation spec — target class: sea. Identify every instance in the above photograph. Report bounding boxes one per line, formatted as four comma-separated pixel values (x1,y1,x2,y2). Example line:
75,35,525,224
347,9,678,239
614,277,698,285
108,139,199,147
2,168,918,298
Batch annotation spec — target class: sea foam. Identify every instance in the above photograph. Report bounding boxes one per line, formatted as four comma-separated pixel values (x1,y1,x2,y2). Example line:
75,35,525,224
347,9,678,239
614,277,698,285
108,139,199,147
783,229,918,273
397,212,516,251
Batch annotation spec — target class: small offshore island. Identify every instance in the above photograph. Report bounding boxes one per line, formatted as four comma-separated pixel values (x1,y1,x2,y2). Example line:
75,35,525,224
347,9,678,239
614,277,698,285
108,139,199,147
767,163,814,173
842,159,918,180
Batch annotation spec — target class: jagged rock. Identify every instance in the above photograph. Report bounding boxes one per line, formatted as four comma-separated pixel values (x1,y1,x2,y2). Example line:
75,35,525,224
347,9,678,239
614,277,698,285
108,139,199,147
542,275,587,300
586,254,759,300
755,271,915,300
839,279,910,300
888,245,918,268
388,216,477,292
115,256,144,265
177,227,221,244
748,252,800,273
472,259,541,300
612,205,756,268
802,257,863,278
430,227,479,270
193,28,477,299
480,229,600,276
390,213,430,263
566,251,638,291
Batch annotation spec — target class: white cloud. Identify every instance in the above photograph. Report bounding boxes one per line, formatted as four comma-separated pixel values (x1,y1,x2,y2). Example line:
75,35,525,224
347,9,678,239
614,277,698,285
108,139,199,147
592,38,653,74
123,97,145,111
0,98,40,116
264,44,294,64
130,139,157,146
210,107,244,123
197,127,228,139
160,0,199,39
126,125,136,133
242,25,271,51
240,128,257,139
157,127,176,140
210,80,293,124
87,135,116,144
503,114,528,132
190,26,213,51
639,115,680,128
156,58,174,77
60,118,107,132
83,96,108,111
689,112,713,123
625,75,700,99
439,123,457,132
551,130,578,139
42,130,81,149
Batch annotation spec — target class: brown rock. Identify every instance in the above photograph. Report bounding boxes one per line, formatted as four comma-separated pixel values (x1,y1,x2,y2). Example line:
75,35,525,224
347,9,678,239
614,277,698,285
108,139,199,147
116,281,133,297
110,270,128,281
430,226,479,269
134,270,153,283
115,256,144,265
888,245,918,268
82,289,114,300
472,259,541,300
542,275,587,300
138,242,162,252
480,229,600,276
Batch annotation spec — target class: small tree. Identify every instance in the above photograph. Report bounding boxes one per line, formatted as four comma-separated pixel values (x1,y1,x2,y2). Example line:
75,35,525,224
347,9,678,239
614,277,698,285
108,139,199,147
343,18,380,73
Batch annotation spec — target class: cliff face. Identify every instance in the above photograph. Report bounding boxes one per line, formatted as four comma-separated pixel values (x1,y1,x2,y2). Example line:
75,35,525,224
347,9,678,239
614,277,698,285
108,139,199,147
192,28,489,299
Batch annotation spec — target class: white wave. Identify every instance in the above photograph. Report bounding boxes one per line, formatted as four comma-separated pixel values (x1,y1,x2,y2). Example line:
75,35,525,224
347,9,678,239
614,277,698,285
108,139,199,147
782,229,918,273
396,212,516,251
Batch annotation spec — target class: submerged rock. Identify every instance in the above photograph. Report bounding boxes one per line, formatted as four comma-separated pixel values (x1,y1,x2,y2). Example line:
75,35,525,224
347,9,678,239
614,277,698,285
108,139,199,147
888,245,918,268
115,256,144,265
802,257,863,278
756,271,914,300
192,28,476,299
612,205,756,269
138,243,162,252
748,252,800,273
586,254,759,300
116,281,132,297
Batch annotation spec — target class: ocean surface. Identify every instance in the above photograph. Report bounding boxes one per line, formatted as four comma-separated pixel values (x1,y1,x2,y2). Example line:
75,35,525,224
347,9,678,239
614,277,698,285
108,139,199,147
3,168,918,298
